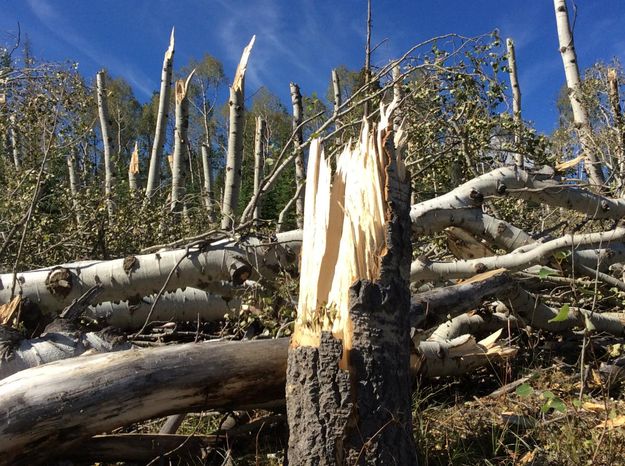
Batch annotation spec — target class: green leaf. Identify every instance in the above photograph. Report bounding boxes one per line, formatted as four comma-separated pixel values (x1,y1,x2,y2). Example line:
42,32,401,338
548,304,570,323
550,398,567,413
538,267,554,279
542,390,555,400
515,383,533,397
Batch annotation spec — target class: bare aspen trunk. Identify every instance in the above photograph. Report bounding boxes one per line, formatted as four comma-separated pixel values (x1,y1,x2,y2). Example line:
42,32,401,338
332,68,342,127
286,105,418,465
221,36,255,230
145,28,175,201
290,82,305,228
553,0,605,187
171,71,194,214
66,149,82,225
200,143,216,219
8,115,21,170
253,116,266,221
96,71,117,219
128,141,140,194
608,69,625,193
392,64,404,133
506,38,523,168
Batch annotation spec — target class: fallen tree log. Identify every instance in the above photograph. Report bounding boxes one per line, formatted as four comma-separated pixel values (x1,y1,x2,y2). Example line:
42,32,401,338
0,338,289,465
0,233,298,315
411,227,625,281
88,287,240,330
410,166,625,223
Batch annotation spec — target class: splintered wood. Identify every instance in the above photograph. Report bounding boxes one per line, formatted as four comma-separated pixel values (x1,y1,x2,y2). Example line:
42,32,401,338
293,102,406,350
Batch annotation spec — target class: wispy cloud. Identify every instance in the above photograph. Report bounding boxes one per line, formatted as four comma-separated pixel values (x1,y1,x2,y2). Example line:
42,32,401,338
25,0,155,97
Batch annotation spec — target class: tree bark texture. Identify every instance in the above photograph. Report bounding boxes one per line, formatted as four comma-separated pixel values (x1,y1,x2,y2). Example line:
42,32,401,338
290,82,305,229
200,143,215,219
8,115,21,170
171,72,193,213
96,70,117,219
253,116,266,221
506,37,523,168
0,234,298,315
553,0,605,187
145,28,175,200
608,69,625,193
221,36,255,230
286,104,418,465
88,287,239,330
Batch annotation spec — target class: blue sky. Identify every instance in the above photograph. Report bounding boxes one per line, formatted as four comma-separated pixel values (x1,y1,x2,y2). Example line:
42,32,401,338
2,0,625,133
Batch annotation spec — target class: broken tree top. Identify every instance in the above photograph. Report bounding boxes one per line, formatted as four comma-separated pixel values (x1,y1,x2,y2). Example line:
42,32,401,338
294,102,407,349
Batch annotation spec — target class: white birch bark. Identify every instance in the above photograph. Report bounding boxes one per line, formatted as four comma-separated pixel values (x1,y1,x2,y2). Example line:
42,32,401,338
171,71,194,213
290,82,305,228
88,288,239,330
0,326,131,381
8,115,21,170
221,36,255,230
200,143,215,219
506,38,523,168
253,116,266,221
0,233,298,315
554,0,605,187
410,166,625,223
411,227,625,281
332,68,341,127
145,28,175,201
96,71,117,218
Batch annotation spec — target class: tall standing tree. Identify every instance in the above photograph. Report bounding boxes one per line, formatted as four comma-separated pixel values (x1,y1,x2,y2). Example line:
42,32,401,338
145,28,175,201
221,36,255,230
553,0,605,188
96,70,117,219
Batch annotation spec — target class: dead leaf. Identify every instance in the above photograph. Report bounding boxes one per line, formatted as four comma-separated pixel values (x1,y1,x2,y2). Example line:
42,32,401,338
597,415,625,429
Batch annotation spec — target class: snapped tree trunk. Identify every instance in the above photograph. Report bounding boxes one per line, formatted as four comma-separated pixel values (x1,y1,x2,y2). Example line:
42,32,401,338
145,28,175,201
506,37,523,168
171,71,194,214
290,82,305,229
553,0,605,188
286,104,418,465
221,36,255,230
96,70,117,219
253,116,266,221
128,141,140,194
